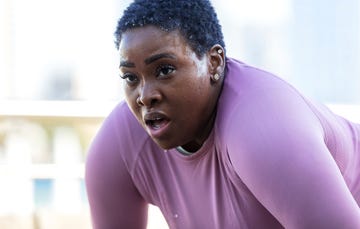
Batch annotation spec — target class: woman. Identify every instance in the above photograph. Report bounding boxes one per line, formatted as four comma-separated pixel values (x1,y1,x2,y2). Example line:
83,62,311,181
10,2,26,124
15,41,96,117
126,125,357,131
85,0,360,228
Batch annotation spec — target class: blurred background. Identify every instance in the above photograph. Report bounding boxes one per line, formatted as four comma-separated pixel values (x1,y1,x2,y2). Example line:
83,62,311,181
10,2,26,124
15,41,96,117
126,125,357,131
0,0,359,228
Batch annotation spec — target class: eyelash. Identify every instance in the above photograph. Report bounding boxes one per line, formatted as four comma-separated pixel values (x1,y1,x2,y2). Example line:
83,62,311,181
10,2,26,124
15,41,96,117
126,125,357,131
119,73,138,84
119,64,176,84
156,64,175,77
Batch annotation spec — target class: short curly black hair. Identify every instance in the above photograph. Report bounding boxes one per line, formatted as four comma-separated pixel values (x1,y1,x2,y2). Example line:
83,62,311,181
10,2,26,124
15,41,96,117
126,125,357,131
114,0,225,57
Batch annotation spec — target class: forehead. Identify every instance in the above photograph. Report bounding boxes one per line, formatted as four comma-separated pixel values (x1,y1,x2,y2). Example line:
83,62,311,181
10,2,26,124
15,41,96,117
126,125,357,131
118,26,191,58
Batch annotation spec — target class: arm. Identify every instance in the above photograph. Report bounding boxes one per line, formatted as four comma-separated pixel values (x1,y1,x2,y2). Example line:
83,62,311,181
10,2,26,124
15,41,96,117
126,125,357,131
227,88,360,228
85,118,148,229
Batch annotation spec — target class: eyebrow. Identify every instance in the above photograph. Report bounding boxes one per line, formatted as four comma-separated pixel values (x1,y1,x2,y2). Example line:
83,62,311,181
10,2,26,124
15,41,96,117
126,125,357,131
119,53,176,68
144,53,176,65
119,61,135,68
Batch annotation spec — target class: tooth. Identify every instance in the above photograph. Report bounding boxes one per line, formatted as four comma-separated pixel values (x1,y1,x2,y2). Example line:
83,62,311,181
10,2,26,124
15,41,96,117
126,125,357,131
153,122,161,129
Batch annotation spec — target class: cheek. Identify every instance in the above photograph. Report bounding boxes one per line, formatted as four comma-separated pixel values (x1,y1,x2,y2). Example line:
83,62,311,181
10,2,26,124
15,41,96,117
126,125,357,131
124,88,141,116
191,76,211,96
179,83,206,106
124,87,133,105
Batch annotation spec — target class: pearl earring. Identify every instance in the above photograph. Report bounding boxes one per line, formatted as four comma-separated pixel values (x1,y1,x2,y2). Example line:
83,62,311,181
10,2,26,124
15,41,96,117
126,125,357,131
217,49,223,54
213,73,220,81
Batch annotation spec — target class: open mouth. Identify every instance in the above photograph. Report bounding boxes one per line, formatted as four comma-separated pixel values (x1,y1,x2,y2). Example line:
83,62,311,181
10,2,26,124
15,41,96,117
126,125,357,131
144,112,169,130
145,117,167,129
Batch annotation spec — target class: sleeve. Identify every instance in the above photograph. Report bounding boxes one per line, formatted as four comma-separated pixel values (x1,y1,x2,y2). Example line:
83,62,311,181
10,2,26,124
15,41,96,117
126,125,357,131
226,85,360,228
85,115,148,229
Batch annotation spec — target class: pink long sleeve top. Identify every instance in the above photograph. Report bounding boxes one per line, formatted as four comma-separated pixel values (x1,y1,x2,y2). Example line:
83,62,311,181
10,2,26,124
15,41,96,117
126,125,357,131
85,58,360,228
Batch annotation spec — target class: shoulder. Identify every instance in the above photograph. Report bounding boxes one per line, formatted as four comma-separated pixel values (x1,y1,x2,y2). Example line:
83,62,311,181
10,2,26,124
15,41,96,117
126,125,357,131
85,101,149,228
86,101,150,172
215,60,360,227
216,58,324,157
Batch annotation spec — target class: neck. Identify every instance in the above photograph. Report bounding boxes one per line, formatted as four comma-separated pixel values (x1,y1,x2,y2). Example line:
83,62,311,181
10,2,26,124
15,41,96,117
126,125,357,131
180,103,217,153
180,74,224,153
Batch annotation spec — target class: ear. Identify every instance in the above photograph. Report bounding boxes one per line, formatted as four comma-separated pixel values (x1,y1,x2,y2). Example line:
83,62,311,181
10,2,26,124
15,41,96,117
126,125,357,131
207,44,225,77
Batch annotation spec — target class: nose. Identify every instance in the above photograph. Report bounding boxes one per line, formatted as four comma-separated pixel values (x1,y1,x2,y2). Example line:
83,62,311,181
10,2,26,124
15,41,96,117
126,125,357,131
136,83,162,107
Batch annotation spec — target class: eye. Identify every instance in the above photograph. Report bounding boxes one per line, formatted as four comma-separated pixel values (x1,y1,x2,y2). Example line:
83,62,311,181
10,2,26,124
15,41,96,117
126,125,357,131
119,73,139,84
156,64,175,78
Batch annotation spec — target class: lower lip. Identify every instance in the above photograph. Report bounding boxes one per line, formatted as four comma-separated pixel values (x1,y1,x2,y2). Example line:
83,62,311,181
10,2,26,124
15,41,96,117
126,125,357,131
146,121,171,139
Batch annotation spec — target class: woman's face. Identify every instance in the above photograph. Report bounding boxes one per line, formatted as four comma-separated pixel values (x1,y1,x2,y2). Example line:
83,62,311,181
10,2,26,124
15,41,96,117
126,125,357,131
118,26,223,150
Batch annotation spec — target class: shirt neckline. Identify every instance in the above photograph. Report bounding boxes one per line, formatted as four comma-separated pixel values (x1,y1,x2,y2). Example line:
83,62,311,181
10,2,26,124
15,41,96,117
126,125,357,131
171,127,215,161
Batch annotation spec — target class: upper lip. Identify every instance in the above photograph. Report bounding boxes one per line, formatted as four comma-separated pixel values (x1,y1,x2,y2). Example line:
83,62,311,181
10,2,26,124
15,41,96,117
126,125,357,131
143,111,169,124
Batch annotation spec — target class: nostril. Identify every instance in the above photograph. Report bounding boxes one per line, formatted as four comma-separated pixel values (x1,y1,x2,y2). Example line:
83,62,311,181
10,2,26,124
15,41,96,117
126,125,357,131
136,96,158,107
136,97,144,106
150,98,159,106
138,85,162,107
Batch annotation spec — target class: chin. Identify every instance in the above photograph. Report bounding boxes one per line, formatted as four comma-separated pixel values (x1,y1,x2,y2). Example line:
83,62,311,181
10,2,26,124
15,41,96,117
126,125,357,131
152,138,178,150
